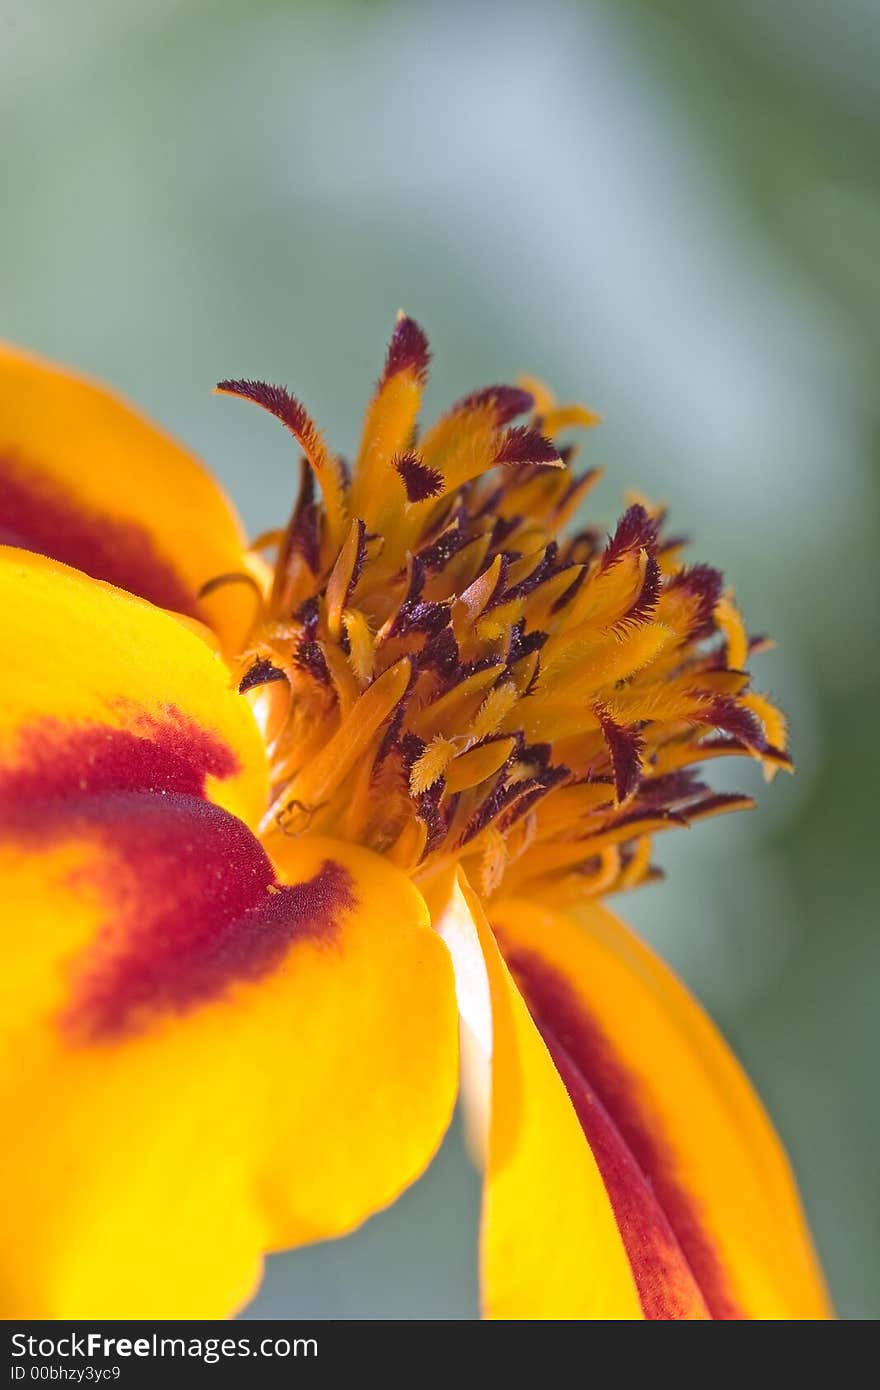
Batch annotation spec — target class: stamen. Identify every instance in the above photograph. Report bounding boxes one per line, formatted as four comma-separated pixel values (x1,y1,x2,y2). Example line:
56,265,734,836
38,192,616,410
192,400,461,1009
228,316,787,899
382,314,431,386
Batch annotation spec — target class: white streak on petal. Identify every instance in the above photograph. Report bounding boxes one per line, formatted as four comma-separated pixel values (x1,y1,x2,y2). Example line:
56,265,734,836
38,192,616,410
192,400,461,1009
434,871,493,1167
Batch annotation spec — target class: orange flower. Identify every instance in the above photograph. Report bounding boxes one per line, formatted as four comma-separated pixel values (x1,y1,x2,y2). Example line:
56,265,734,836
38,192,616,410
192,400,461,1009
0,320,830,1318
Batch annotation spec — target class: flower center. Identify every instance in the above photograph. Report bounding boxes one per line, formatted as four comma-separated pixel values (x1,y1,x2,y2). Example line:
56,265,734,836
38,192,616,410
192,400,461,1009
217,317,788,903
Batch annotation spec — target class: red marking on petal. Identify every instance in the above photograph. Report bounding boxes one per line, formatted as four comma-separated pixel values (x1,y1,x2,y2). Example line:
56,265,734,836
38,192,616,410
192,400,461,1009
548,1037,710,1320
0,456,200,617
502,944,743,1320
0,716,356,1041
0,708,239,804
65,810,351,1042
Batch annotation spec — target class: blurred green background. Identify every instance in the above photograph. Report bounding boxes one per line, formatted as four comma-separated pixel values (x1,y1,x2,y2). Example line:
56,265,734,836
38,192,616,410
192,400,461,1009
3,0,877,1319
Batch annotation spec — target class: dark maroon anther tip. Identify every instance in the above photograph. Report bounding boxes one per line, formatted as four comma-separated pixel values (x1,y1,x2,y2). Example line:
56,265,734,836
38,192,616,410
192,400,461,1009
702,696,766,750
390,597,451,640
400,732,427,772
667,564,724,638
596,708,644,803
684,792,755,821
602,504,660,569
623,553,662,626
506,623,548,666
216,379,311,438
405,553,427,602
394,453,444,503
520,742,553,771
763,744,793,769
382,316,431,386
238,659,289,696
609,806,689,834
495,426,561,467
635,769,707,809
416,523,468,572
418,626,461,679
451,385,535,425
295,594,321,640
294,638,332,687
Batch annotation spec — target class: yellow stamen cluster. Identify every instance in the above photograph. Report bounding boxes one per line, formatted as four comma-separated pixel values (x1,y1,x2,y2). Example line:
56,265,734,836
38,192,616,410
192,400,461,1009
218,316,788,903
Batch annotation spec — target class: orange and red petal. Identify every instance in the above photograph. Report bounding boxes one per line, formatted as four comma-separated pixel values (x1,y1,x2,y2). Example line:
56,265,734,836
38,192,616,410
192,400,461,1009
0,341,257,649
0,552,458,1315
490,894,832,1320
436,876,643,1319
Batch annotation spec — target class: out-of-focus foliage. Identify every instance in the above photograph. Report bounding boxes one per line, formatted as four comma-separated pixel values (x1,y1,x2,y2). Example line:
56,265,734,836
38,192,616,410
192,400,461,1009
2,0,877,1318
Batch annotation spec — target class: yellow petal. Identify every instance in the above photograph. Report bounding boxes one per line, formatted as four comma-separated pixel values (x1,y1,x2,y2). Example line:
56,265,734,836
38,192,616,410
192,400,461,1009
435,875,643,1319
490,894,832,1319
0,547,267,825
0,551,459,1315
1,832,457,1317
0,340,256,650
